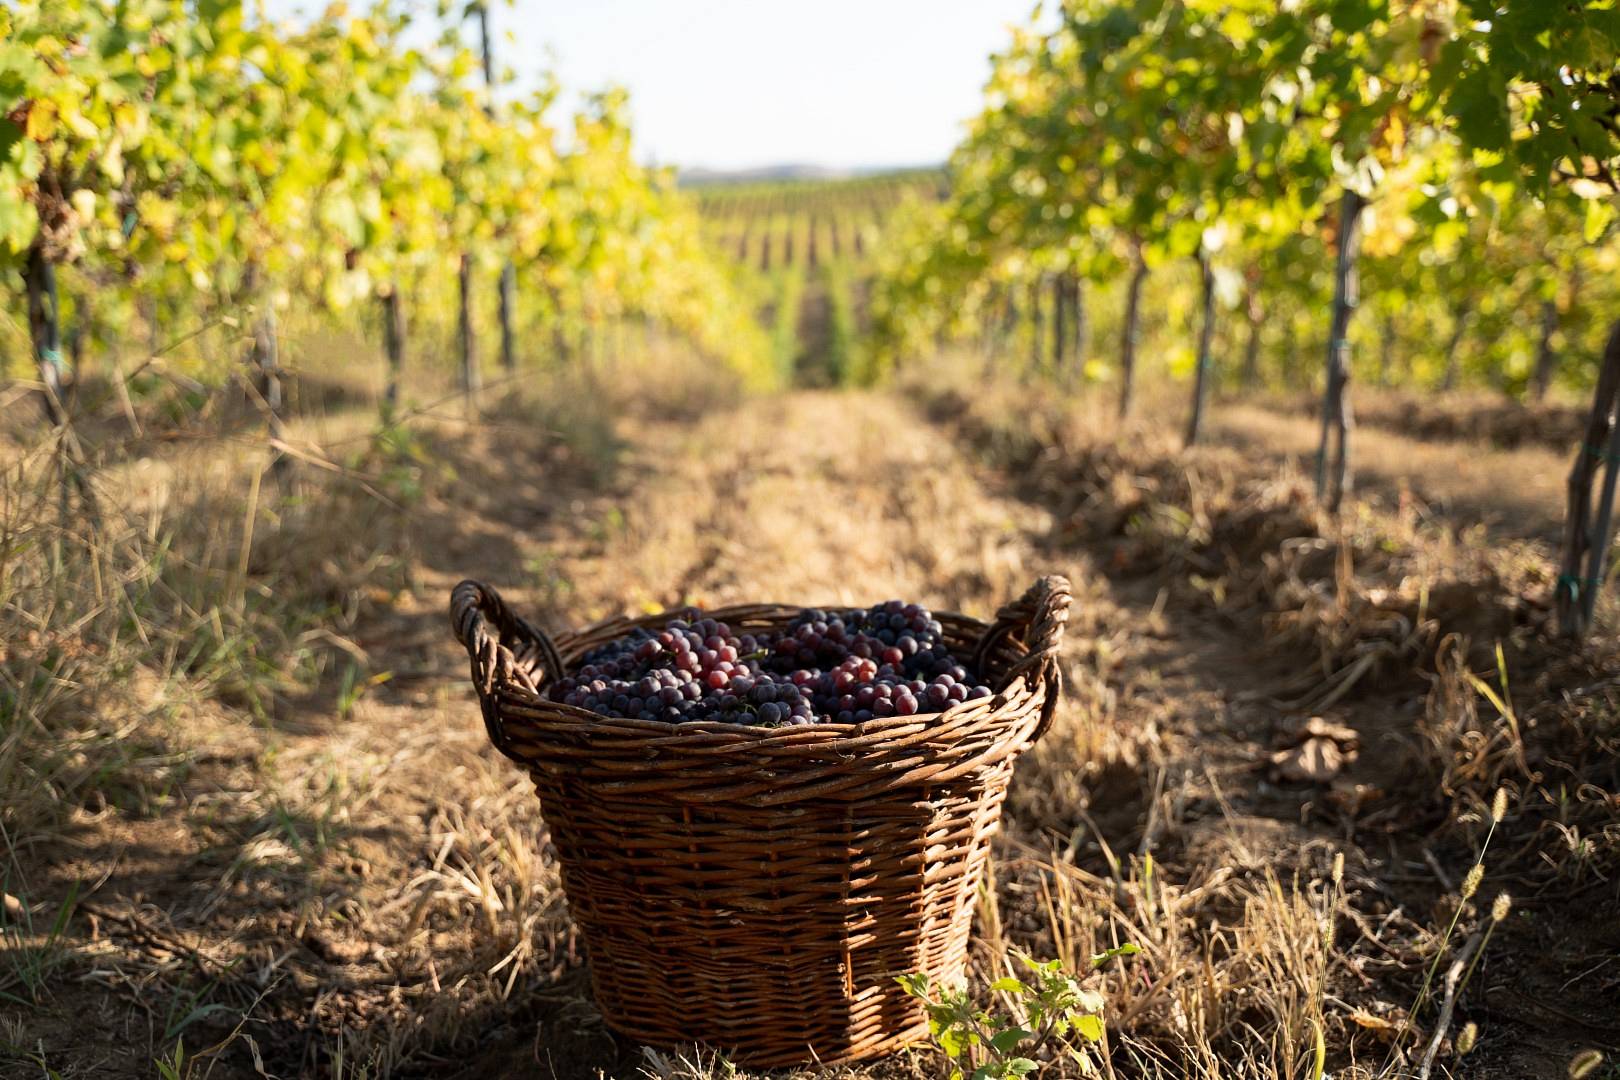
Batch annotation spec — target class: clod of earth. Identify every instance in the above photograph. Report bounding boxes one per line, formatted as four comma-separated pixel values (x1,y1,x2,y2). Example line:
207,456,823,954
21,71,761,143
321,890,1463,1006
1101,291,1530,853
1269,715,1361,783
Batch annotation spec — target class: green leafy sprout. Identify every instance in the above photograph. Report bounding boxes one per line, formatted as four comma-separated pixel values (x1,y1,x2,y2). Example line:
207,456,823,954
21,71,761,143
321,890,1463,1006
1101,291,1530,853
898,945,1137,1079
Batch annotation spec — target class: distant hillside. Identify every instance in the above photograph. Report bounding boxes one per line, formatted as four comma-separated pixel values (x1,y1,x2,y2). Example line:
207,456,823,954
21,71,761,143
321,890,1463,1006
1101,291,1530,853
677,163,940,187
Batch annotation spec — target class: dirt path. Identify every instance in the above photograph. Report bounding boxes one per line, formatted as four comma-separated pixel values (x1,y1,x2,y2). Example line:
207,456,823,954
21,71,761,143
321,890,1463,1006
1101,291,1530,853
791,281,836,386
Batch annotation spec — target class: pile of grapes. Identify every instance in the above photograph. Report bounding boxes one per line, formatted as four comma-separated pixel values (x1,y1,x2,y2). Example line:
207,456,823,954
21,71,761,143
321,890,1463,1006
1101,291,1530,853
547,601,995,727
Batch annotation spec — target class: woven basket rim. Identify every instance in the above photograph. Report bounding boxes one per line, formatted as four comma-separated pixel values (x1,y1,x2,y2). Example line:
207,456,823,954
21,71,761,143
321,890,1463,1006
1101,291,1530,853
490,701,1021,737
452,577,1072,759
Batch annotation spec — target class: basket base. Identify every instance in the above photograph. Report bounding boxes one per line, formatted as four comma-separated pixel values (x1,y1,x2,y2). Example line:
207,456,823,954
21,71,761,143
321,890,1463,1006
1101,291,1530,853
552,785,993,1071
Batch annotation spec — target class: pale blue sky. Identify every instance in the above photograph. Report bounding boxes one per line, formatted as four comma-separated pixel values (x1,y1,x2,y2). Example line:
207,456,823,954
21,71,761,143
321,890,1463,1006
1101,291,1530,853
272,1,1039,171
522,1,1038,170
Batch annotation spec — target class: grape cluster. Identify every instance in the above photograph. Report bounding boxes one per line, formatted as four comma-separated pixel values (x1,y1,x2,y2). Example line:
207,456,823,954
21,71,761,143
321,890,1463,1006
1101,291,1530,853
550,616,814,725
546,601,994,728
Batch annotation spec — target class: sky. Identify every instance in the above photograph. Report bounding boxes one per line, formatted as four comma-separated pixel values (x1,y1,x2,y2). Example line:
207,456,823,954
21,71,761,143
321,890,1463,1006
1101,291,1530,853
512,0,1037,172
255,0,1036,173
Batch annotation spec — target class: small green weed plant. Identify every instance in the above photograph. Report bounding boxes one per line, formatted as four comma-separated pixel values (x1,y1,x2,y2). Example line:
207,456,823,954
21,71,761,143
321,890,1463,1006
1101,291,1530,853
898,945,1136,1079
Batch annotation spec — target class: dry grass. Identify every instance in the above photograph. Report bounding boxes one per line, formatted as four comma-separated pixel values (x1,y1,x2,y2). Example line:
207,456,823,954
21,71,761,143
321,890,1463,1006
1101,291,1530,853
908,358,1620,1077
2,342,1617,1079
1,381,421,849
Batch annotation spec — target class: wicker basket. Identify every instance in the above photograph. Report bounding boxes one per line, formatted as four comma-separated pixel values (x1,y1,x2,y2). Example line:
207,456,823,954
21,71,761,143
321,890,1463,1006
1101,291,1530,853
449,575,1071,1067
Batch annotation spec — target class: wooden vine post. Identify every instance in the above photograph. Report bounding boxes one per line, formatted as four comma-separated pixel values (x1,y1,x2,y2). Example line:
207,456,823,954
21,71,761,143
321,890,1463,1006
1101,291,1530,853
241,260,288,473
983,286,1011,376
1002,285,1019,358
66,306,87,413
1378,312,1397,386
1028,275,1045,378
251,295,286,456
26,241,98,512
1439,295,1474,392
1557,319,1620,639
1069,272,1088,384
459,252,480,399
475,2,517,375
1529,296,1560,401
1050,272,1068,373
1183,249,1216,447
1240,269,1262,386
497,258,517,374
1118,246,1147,419
1315,189,1366,512
24,243,68,428
382,284,406,408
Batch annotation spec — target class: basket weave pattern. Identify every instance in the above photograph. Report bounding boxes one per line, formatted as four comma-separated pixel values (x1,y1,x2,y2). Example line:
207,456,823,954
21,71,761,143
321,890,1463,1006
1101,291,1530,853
451,576,1071,1066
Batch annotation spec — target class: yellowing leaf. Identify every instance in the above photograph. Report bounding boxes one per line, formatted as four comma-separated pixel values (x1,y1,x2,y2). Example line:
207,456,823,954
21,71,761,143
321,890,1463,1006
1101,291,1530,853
1074,1013,1105,1042
65,107,98,140
1584,199,1613,243
24,102,56,141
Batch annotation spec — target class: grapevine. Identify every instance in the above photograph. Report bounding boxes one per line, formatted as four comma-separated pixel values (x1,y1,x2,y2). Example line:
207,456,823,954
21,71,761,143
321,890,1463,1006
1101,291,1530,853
0,0,772,398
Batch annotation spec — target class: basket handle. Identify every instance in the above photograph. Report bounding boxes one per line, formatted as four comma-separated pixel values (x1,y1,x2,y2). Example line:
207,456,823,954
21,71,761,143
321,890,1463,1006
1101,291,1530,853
450,579,564,751
972,575,1072,743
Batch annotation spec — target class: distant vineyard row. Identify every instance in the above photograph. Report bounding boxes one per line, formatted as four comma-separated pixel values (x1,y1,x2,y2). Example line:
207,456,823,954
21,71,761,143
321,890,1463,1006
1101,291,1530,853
695,173,940,271
692,171,942,218
689,174,939,386
712,212,874,270
1,0,772,426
